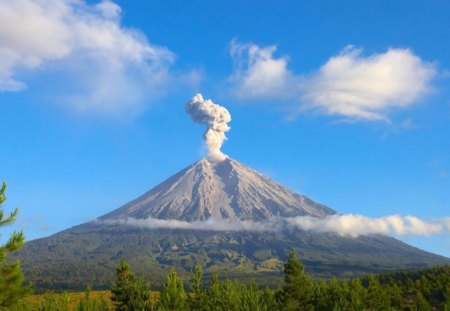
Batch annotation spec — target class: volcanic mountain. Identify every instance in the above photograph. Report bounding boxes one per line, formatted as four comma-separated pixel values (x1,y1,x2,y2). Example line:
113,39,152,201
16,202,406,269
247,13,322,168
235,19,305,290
101,158,334,222
15,158,450,289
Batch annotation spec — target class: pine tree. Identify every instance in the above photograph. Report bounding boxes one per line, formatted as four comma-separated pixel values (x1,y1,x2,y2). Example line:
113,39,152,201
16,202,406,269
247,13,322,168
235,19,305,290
159,267,186,311
279,249,314,311
188,262,204,311
366,274,391,310
110,259,151,311
205,272,220,310
416,291,431,311
0,182,31,309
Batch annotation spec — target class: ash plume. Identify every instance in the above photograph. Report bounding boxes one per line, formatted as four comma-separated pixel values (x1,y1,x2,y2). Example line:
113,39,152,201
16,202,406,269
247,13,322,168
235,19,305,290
186,93,231,161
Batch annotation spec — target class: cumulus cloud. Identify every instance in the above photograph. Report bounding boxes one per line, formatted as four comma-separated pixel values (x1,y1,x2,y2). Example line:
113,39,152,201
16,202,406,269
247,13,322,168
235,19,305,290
302,46,436,121
186,93,231,161
0,0,177,114
229,42,436,121
229,40,296,99
98,214,449,238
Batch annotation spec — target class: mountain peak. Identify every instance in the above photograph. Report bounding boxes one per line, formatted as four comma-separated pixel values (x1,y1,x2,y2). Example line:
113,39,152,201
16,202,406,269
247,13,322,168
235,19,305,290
100,157,335,222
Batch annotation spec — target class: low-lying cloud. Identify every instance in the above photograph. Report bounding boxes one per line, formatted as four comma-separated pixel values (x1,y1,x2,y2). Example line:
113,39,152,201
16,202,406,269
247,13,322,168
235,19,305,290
98,214,449,238
229,41,436,122
285,214,444,238
99,217,281,232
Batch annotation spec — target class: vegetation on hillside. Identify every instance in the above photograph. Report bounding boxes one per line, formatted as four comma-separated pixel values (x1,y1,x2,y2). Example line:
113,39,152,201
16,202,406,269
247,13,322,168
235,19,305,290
16,224,450,290
12,252,450,310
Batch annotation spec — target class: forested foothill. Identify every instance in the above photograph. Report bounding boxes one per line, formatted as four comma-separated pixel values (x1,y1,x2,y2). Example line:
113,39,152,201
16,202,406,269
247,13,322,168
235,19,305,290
8,251,450,310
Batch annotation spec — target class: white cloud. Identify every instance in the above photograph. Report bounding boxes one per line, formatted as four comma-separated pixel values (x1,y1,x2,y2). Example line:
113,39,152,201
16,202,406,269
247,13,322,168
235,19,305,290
99,217,281,232
0,0,178,115
98,214,449,238
229,40,296,99
229,42,436,121
286,214,444,237
302,46,436,121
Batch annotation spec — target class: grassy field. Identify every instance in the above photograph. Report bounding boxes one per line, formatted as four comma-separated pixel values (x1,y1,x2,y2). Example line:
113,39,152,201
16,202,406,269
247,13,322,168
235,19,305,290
20,291,112,310
19,291,160,310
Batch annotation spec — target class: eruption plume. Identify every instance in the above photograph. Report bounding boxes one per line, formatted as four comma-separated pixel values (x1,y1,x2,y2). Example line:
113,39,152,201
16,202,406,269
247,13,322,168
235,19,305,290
186,93,231,161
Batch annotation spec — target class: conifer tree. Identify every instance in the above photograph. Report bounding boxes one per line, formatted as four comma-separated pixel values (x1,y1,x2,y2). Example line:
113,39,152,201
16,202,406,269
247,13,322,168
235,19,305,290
366,274,390,310
188,262,204,311
416,291,431,311
0,182,31,309
159,267,186,311
205,271,220,309
110,259,151,311
279,249,314,311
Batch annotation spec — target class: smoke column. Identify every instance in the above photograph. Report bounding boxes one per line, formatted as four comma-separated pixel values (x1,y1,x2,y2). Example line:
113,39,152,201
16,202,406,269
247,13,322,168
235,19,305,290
186,93,231,161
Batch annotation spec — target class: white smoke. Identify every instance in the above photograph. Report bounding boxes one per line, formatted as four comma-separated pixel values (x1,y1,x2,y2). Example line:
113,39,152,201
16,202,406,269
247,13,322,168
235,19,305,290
186,93,231,161
98,214,449,237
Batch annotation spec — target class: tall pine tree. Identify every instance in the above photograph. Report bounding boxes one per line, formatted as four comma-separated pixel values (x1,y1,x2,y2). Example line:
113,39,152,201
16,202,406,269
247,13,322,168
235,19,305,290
0,182,31,309
278,249,314,311
158,267,186,311
188,262,204,311
110,258,151,311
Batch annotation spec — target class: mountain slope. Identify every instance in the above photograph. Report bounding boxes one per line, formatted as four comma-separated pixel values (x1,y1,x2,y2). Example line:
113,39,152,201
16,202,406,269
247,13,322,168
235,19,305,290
101,158,335,222
14,157,450,289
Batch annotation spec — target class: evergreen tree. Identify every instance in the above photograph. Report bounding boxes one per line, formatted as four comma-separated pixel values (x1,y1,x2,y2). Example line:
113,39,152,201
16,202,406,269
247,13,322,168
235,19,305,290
110,259,151,311
444,287,450,311
159,267,186,311
205,272,220,310
279,249,314,311
347,278,366,311
0,182,31,309
366,274,391,310
260,285,277,311
387,280,402,310
416,291,431,311
188,262,204,311
242,280,263,311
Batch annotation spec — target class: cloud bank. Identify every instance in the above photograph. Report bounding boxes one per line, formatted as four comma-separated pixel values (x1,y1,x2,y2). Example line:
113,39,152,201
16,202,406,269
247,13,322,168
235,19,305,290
100,217,280,232
186,93,232,161
229,41,436,121
0,0,178,115
285,214,444,238
99,214,450,238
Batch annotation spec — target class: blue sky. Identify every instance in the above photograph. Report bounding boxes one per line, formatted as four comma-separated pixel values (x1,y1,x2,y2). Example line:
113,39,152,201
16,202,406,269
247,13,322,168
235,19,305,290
1,0,449,257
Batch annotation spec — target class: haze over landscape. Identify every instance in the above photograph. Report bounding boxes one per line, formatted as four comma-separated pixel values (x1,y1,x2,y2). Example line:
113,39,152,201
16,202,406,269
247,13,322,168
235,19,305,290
1,0,450,281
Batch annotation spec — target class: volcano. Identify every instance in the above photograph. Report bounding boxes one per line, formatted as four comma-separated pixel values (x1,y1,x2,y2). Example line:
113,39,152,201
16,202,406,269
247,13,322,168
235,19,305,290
101,158,334,222
15,158,450,289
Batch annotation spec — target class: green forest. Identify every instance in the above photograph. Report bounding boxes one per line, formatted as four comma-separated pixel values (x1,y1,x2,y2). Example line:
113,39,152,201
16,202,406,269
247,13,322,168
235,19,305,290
5,252,450,310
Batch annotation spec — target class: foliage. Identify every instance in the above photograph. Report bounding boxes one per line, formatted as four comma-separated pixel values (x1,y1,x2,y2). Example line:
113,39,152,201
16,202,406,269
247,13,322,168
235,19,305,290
110,259,151,311
11,244,450,310
15,223,450,291
187,262,204,310
277,249,314,310
0,182,31,309
158,267,186,310
76,287,110,311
